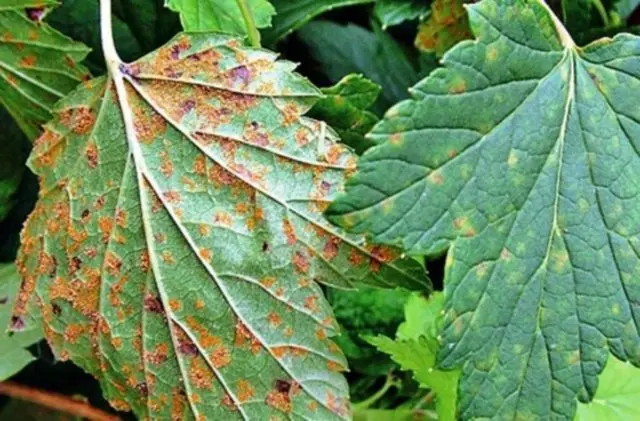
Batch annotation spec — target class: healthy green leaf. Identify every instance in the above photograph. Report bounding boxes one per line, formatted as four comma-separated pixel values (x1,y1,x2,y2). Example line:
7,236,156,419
309,74,381,154
374,0,431,29
298,21,420,113
366,293,459,421
0,106,28,221
0,0,90,140
415,0,472,57
15,32,426,419
263,0,375,46
165,0,276,34
0,263,42,381
328,0,640,419
575,354,640,420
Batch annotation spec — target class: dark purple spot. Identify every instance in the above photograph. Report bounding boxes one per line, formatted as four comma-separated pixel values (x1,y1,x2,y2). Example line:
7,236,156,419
0,297,7,305
251,121,259,130
70,256,82,274
220,107,232,116
49,256,57,278
144,295,164,314
274,379,291,394
81,209,90,219
181,99,196,113
321,181,331,190
52,303,62,316
11,316,25,331
188,53,201,61
262,242,270,252
25,7,45,22
120,63,140,78
178,341,198,356
231,65,250,84
136,382,149,397
170,45,181,60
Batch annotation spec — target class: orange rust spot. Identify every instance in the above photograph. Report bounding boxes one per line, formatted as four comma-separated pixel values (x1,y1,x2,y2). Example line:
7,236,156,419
63,324,85,344
323,237,340,260
195,298,205,310
265,389,292,413
145,343,169,365
298,278,310,288
267,312,282,328
222,394,237,411
293,251,310,273
105,252,123,276
97,216,113,244
315,327,327,341
19,55,36,68
236,379,255,403
214,211,232,226
212,345,231,368
169,299,182,312
327,361,345,372
115,208,128,228
163,191,181,204
235,321,261,355
72,107,95,134
348,249,365,266
140,250,150,272
161,250,175,264
304,295,318,313
189,357,214,389
160,151,173,178
283,327,294,337
85,143,99,168
260,276,276,288
199,248,212,262
428,170,444,184
193,154,206,175
282,219,297,245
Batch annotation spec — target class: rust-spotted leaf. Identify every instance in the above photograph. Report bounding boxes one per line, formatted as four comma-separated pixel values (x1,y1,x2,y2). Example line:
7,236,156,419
14,32,427,420
415,0,472,57
0,0,90,139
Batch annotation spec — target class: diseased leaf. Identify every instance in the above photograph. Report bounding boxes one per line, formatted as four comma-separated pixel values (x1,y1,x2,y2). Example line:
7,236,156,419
328,0,640,419
298,21,420,113
309,74,381,154
0,0,90,140
365,293,459,421
0,263,42,381
263,0,375,46
415,0,472,57
165,0,276,34
374,0,431,29
0,106,28,222
575,354,640,420
14,33,427,420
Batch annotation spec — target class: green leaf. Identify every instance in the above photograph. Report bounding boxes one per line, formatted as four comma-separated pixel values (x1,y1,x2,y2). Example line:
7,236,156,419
374,0,431,29
415,0,472,57
365,292,459,421
575,354,640,420
616,0,640,19
298,21,420,113
0,399,80,421
0,0,90,140
328,0,640,419
0,263,42,381
309,74,381,154
0,106,28,222
165,0,276,34
263,0,375,46
15,33,427,419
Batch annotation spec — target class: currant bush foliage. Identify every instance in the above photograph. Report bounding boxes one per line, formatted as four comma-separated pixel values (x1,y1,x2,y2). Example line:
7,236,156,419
329,0,640,419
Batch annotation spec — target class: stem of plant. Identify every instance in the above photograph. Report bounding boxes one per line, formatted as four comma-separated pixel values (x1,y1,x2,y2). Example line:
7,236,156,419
100,0,121,68
236,0,261,48
352,373,400,412
0,381,119,421
539,0,576,48
591,0,610,27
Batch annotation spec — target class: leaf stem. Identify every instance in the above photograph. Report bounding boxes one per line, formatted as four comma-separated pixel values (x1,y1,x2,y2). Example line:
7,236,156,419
591,0,610,27
0,381,119,421
538,0,576,48
236,0,261,47
352,373,400,411
100,0,121,68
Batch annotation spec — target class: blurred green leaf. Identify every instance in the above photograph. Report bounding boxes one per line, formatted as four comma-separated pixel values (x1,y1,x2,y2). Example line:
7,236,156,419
374,0,430,29
0,263,43,381
575,355,640,420
298,21,419,113
165,0,275,34
0,399,79,421
0,107,28,222
264,0,375,45
309,74,381,154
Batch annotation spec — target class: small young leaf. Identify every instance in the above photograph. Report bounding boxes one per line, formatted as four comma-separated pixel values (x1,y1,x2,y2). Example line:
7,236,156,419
15,33,427,419
0,263,42,381
263,0,375,46
415,0,472,57
0,0,90,139
365,293,459,421
575,355,640,420
328,0,640,419
165,0,276,34
374,0,431,29
309,74,381,154
298,21,420,113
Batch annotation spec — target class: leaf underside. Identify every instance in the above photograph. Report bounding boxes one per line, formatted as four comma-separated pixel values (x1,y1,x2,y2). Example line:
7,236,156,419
0,0,90,140
14,32,426,420
328,0,640,419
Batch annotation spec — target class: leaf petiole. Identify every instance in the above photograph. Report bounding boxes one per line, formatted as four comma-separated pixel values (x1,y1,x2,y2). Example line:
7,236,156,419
236,0,262,47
